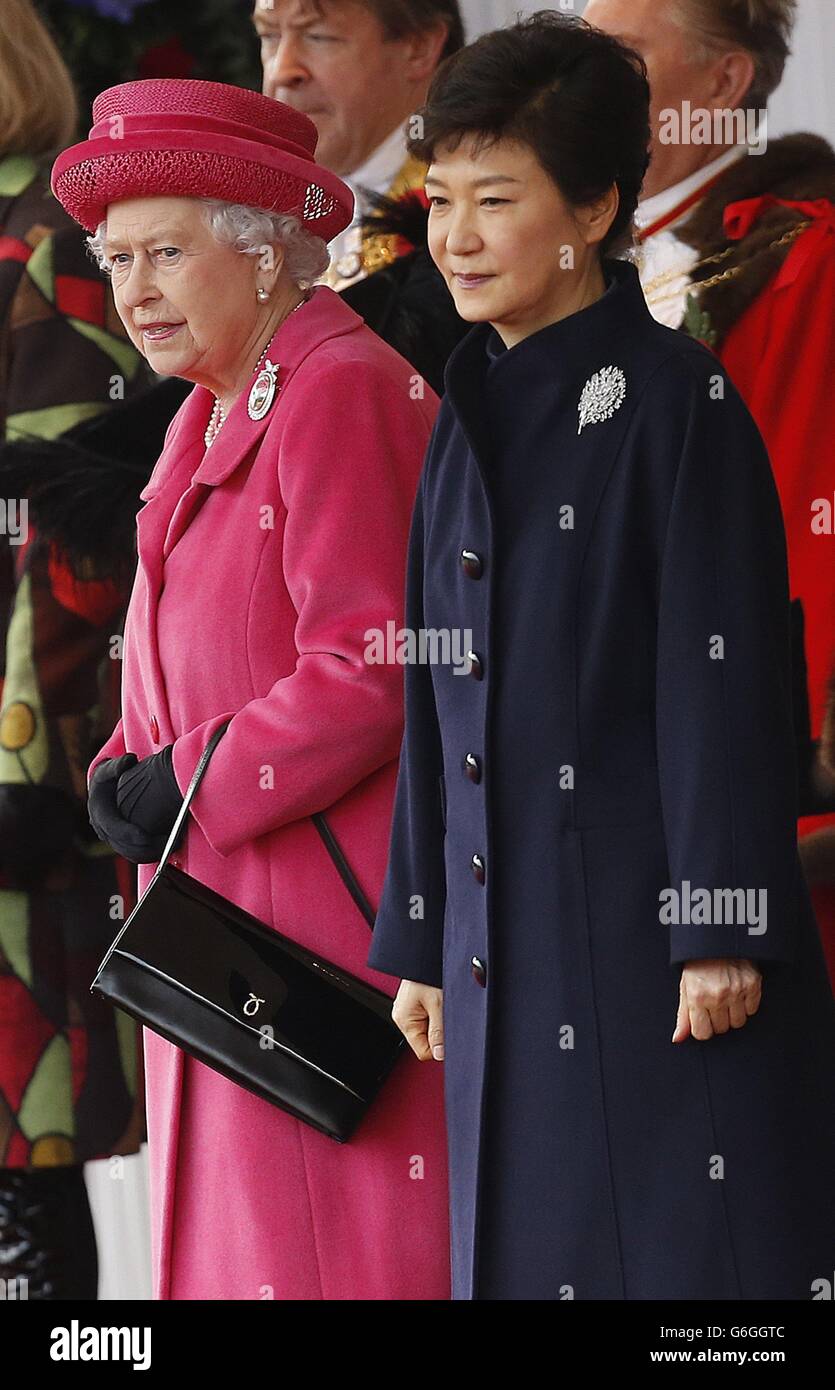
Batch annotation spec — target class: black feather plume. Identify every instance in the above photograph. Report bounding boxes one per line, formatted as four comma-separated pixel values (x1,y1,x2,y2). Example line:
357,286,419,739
0,378,189,582
357,189,430,251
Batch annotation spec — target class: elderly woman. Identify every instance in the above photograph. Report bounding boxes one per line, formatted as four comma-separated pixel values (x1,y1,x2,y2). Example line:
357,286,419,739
368,13,835,1300
51,78,449,1301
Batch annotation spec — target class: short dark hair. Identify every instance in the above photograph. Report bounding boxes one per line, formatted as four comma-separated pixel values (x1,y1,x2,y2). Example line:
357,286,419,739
408,11,651,257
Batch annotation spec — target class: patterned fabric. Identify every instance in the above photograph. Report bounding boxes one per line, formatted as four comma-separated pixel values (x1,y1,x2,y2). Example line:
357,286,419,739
0,154,148,1167
320,153,429,292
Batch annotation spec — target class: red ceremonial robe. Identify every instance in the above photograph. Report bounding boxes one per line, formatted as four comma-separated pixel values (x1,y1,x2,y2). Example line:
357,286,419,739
717,194,835,980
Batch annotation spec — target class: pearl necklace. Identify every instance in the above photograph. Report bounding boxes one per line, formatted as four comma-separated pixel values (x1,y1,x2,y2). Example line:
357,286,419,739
204,293,311,450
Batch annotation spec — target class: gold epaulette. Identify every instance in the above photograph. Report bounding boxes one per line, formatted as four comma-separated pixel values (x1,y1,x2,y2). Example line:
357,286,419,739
323,154,428,289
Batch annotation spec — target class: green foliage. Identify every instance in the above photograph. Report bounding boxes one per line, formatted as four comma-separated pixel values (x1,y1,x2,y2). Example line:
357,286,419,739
683,292,718,349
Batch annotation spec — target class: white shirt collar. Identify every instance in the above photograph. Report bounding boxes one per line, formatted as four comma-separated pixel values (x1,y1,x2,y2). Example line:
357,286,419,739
635,146,749,232
344,122,411,220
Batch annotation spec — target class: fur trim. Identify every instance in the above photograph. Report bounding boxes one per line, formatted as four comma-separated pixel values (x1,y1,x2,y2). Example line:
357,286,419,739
677,134,835,344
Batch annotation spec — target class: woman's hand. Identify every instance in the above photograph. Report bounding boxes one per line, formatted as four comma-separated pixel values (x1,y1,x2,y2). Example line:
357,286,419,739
392,980,444,1061
114,744,182,836
88,751,180,864
673,958,762,1042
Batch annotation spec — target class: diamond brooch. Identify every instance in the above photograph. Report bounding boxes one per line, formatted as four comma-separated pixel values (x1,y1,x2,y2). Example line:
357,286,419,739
577,366,627,435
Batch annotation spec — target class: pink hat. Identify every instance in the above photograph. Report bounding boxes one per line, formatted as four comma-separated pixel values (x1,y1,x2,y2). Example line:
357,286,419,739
51,78,355,241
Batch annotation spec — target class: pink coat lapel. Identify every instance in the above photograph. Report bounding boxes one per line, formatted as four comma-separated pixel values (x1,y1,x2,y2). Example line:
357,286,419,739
129,284,363,746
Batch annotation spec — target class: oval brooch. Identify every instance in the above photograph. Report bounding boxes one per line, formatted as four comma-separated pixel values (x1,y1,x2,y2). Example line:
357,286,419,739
248,359,280,421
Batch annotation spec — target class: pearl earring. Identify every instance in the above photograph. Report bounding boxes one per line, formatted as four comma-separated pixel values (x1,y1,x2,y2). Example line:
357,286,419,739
257,288,269,302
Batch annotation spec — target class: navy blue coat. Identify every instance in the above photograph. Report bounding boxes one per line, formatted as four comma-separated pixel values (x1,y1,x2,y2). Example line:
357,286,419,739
367,259,835,1300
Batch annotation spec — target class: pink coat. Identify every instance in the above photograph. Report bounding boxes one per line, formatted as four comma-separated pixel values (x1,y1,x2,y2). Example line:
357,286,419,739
89,286,450,1300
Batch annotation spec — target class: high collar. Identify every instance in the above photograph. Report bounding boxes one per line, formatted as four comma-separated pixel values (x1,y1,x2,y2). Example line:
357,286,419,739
635,147,748,233
139,284,364,499
443,258,652,485
447,257,651,393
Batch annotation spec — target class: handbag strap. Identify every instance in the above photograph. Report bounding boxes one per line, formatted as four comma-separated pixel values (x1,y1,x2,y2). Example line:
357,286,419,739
158,720,376,930
311,812,375,929
153,719,231,875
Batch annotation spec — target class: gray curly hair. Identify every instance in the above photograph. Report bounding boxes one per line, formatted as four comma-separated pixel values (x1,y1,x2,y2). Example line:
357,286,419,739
86,198,331,287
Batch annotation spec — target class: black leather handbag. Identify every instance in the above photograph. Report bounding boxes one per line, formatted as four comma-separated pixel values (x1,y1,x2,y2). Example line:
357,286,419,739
90,721,406,1142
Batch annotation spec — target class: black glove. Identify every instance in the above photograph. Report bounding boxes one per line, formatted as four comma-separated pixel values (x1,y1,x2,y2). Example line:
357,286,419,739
88,748,182,864
115,743,183,835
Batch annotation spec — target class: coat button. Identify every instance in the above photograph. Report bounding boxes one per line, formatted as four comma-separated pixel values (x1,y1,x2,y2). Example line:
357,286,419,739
471,956,487,987
471,853,485,884
463,752,482,783
466,651,483,680
149,714,160,743
460,549,483,579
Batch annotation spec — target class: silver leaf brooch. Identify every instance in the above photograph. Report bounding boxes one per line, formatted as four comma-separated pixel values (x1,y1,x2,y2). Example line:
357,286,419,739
577,365,627,435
